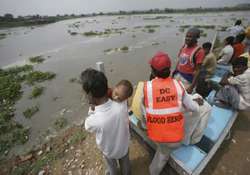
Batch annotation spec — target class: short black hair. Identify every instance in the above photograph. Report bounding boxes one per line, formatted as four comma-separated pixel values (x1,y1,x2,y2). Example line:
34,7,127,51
235,20,242,26
116,80,133,98
151,66,170,79
232,57,248,67
202,42,212,50
80,68,108,98
225,36,235,45
235,33,246,43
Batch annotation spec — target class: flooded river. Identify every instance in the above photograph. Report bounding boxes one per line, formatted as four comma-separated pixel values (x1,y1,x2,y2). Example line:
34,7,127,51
0,11,250,155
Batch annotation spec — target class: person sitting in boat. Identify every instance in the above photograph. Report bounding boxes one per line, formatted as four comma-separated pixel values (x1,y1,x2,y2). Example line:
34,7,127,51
227,19,245,37
231,33,246,63
140,51,211,175
194,42,217,98
173,27,205,94
214,56,250,111
217,36,234,65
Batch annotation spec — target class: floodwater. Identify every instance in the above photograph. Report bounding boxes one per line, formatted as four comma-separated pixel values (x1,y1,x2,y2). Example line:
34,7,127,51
0,11,250,155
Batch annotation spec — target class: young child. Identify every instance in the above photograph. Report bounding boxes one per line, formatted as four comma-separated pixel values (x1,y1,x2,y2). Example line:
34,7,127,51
112,80,133,102
81,68,132,175
215,57,250,110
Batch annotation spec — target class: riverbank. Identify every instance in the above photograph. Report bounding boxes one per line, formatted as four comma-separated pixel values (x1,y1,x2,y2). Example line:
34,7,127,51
1,110,249,175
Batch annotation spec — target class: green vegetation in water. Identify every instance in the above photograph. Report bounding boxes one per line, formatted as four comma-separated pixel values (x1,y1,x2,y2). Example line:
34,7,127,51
29,56,45,64
104,48,113,53
144,25,160,28
143,16,172,20
23,106,39,119
148,29,155,33
54,117,68,130
83,28,125,37
0,33,7,40
120,46,129,51
134,26,143,29
0,64,56,155
25,71,56,85
30,86,44,98
180,25,215,29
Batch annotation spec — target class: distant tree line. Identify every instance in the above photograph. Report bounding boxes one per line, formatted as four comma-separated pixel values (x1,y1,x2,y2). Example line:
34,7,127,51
0,3,249,28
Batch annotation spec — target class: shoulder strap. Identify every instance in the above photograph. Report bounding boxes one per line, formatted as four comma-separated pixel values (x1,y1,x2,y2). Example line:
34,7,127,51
178,44,186,57
190,46,202,65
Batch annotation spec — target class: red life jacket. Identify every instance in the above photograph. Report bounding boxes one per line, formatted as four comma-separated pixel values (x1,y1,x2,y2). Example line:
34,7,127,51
144,78,185,143
177,44,202,74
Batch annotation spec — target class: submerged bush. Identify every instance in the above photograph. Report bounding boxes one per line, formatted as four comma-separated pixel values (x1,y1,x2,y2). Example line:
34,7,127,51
23,106,39,118
25,71,56,85
30,86,44,98
29,56,45,63
0,64,56,155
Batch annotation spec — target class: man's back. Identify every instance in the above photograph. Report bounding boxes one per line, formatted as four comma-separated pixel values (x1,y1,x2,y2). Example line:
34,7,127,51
202,52,217,78
85,99,130,159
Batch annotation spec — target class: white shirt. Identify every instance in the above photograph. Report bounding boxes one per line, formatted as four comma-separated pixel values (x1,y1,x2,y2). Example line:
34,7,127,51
228,68,250,110
227,25,245,37
85,99,130,159
217,45,234,65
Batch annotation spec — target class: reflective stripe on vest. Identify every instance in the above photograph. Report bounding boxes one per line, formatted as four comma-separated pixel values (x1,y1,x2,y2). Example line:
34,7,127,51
144,78,185,143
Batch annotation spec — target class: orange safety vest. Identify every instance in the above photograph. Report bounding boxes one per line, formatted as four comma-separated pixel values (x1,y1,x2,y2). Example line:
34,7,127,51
144,77,185,143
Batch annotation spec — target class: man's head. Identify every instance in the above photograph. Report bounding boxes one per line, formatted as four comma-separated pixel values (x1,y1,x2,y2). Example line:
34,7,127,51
232,57,248,76
202,42,212,55
224,36,234,46
149,51,171,79
185,28,200,47
80,68,108,105
235,20,242,26
112,80,133,102
235,33,245,43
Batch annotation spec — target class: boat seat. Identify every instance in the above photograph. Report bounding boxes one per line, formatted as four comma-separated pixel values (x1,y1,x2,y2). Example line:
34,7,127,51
204,106,234,142
171,145,206,172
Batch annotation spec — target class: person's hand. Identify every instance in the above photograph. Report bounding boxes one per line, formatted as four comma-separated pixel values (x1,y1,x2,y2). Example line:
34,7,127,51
186,85,194,94
193,98,204,106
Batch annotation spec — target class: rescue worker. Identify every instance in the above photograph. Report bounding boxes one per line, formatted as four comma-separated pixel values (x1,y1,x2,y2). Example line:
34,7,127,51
173,27,205,93
141,51,204,175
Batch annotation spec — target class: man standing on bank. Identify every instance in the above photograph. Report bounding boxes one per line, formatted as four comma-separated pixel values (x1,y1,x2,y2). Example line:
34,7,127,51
141,52,204,175
173,28,205,93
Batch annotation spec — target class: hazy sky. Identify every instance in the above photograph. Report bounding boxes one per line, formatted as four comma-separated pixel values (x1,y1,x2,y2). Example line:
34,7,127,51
0,0,249,16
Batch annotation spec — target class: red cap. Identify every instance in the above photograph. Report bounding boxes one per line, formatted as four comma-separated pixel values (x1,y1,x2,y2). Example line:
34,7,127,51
149,52,171,71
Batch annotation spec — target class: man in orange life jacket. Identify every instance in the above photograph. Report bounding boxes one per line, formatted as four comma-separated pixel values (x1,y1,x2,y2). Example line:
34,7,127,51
173,27,205,94
141,52,204,175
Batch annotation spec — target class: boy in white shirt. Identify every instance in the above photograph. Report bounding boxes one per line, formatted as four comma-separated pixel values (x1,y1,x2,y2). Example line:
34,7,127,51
81,68,133,175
